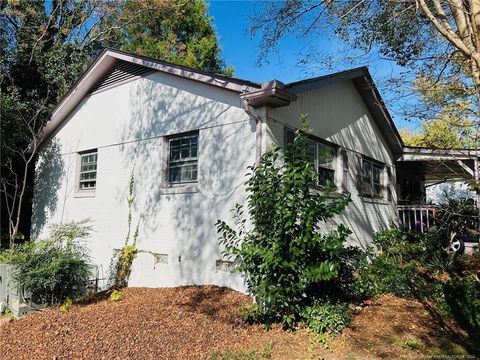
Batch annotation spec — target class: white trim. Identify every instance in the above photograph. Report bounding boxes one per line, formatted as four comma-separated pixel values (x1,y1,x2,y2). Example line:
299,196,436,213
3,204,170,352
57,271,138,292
75,150,98,196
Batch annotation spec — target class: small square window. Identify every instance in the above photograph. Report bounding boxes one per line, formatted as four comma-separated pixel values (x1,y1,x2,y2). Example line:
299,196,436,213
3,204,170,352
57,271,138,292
78,151,97,190
168,133,199,184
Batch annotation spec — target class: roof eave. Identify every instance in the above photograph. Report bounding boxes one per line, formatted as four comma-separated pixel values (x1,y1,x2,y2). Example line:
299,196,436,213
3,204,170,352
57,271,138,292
240,87,297,108
287,67,404,157
36,49,261,152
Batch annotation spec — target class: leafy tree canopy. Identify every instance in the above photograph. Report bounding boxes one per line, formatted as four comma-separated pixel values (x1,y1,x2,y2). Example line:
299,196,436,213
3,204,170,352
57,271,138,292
1,0,231,159
400,117,478,149
0,0,230,243
109,0,233,75
250,1,479,138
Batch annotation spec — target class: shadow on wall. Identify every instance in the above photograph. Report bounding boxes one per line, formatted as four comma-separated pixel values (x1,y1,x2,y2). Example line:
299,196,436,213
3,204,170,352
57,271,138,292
117,75,253,287
31,139,65,237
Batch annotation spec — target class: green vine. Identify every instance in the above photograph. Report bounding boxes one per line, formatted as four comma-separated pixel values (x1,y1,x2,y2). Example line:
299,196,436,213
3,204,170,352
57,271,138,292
111,169,141,290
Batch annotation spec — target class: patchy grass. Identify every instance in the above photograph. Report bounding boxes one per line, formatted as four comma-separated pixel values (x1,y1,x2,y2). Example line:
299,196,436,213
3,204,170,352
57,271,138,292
401,339,420,350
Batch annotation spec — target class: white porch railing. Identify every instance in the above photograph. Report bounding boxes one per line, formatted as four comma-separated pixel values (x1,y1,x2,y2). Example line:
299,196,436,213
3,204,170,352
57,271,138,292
397,205,438,233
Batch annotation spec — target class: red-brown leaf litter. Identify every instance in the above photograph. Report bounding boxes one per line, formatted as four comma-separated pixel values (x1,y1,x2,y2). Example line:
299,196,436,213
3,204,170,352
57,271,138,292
0,286,476,359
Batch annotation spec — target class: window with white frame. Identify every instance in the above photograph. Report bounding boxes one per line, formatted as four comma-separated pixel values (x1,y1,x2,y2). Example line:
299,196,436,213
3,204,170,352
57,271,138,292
79,151,98,190
168,132,198,184
285,128,337,188
362,158,384,198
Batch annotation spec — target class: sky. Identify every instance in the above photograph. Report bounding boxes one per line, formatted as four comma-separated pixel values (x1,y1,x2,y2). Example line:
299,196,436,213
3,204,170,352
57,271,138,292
207,1,416,131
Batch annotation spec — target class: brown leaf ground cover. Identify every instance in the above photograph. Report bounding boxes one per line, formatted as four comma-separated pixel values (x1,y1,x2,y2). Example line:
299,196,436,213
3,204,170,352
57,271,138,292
0,286,477,359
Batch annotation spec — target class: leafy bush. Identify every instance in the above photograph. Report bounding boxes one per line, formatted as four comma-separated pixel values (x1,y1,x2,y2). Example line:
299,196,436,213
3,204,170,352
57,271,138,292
301,301,351,335
353,254,421,299
473,245,480,262
434,198,479,248
217,117,352,329
352,226,426,299
443,275,480,332
354,224,480,339
1,219,92,305
0,306,14,319
401,339,420,350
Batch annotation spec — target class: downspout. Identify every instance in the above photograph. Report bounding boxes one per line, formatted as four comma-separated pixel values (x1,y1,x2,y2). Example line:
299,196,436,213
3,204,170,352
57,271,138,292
241,98,263,164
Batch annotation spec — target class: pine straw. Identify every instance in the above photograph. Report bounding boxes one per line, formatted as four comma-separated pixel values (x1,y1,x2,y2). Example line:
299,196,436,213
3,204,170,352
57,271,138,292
0,286,319,360
1,287,477,359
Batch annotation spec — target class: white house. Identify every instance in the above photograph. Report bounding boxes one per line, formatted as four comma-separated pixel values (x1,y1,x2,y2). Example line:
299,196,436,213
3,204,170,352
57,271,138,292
32,49,480,293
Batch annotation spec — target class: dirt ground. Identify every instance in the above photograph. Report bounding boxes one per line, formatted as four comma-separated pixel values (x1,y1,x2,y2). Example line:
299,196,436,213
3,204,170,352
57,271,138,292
0,286,477,359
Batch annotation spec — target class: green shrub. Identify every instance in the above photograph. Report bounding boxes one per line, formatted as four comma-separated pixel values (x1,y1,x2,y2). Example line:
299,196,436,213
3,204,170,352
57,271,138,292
373,225,407,251
1,219,92,305
301,301,351,335
353,254,421,299
355,225,480,341
473,245,480,262
351,225,467,300
434,198,479,249
207,350,262,360
443,275,480,332
217,116,352,328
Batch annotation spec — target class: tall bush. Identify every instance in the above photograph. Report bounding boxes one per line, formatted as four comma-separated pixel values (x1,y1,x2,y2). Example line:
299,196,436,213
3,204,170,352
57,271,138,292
1,219,92,305
217,116,352,327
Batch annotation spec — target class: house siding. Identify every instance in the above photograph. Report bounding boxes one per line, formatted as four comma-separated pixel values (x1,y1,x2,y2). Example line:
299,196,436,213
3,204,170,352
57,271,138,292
33,71,400,294
266,80,398,248
32,71,255,292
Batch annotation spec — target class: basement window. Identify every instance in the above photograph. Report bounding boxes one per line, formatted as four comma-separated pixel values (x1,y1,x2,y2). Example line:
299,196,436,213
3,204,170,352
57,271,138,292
168,132,199,184
78,150,98,190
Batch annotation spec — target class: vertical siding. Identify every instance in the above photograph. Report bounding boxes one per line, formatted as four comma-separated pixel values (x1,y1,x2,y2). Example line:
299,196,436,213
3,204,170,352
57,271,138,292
266,80,398,246
268,81,394,165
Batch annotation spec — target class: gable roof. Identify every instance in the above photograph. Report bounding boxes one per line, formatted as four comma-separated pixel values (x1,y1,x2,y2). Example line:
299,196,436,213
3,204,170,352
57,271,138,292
39,48,260,147
38,49,404,157
286,67,404,156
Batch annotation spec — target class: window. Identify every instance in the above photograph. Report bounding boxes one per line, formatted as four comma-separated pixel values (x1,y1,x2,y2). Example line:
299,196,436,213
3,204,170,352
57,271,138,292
317,143,336,187
168,133,198,184
79,151,98,190
285,128,337,188
362,158,384,198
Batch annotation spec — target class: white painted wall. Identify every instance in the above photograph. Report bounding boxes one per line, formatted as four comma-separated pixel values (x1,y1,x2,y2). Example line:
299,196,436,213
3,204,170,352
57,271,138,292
266,80,398,248
32,73,400,293
32,71,256,292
